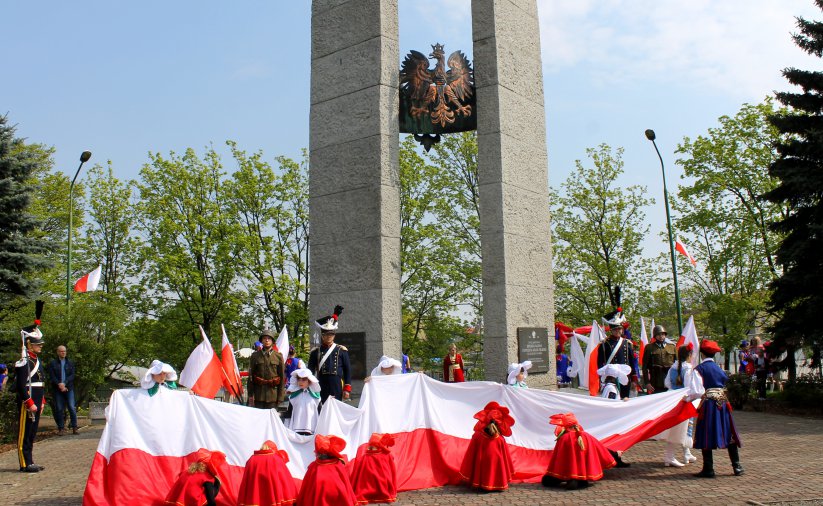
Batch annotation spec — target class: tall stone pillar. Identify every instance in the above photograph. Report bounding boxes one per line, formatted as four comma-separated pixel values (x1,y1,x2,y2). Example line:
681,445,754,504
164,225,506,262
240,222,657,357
309,0,401,371
472,0,555,387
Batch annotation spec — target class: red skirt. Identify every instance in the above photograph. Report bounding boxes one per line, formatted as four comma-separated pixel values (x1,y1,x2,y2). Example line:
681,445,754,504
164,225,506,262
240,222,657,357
297,458,358,506
458,431,514,491
350,450,397,504
544,431,615,482
237,450,297,506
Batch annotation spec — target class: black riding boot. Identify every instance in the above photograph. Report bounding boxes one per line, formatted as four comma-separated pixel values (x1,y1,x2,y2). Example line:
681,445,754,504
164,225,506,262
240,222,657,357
728,445,744,476
694,449,715,478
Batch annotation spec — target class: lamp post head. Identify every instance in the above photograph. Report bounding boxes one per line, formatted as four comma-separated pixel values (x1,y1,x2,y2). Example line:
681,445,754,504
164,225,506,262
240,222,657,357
644,129,656,141
80,151,92,163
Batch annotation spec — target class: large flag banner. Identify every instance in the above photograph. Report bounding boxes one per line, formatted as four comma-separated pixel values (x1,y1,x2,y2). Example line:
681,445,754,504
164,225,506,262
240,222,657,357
83,374,697,505
276,326,289,361
220,324,243,397
179,326,224,398
74,265,102,292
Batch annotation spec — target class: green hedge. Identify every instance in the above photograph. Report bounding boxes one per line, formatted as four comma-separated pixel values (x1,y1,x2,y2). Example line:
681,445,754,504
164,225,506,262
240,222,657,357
778,374,823,411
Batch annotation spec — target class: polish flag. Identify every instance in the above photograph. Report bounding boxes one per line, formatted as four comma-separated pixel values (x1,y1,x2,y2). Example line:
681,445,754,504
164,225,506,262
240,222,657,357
84,374,698,505
179,326,224,398
675,316,701,367
276,326,289,362
220,324,243,397
585,321,606,396
675,237,697,266
638,317,649,366
74,265,102,292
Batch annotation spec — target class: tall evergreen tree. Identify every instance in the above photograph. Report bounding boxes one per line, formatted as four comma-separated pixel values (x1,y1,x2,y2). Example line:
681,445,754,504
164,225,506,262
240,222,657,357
765,1,823,378
0,115,51,299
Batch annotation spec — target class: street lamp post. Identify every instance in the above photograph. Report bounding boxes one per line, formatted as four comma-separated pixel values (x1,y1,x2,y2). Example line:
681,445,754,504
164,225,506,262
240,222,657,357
66,151,92,307
644,130,683,336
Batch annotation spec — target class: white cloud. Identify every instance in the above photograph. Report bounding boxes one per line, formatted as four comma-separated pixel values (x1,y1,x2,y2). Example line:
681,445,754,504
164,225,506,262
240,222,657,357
537,0,820,99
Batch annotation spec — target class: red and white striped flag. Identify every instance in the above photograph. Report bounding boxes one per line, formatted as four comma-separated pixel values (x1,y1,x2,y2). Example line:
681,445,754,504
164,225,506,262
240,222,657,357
675,237,697,266
676,316,701,367
74,265,102,292
179,326,224,398
220,324,243,397
639,317,649,366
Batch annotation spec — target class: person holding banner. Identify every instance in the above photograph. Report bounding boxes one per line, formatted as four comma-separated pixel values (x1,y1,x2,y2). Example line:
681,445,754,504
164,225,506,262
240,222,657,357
597,305,639,400
308,306,352,404
248,328,286,409
642,325,676,394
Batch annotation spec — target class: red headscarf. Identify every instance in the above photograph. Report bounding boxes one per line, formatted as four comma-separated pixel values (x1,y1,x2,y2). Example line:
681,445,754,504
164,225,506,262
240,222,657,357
472,401,515,437
315,434,347,460
260,440,290,463
367,433,396,453
195,448,226,477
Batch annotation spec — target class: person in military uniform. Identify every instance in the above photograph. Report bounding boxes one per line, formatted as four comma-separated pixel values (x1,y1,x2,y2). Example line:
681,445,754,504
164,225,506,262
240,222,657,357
15,304,47,473
248,328,286,409
642,324,676,394
308,305,351,405
596,292,639,400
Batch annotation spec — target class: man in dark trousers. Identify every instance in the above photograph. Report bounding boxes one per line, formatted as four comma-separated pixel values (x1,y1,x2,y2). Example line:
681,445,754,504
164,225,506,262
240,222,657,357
597,308,639,400
248,328,286,409
308,305,351,405
47,344,78,435
15,310,47,473
642,325,676,394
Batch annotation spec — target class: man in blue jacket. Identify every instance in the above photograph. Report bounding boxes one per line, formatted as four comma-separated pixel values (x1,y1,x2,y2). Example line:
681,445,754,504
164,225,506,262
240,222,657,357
47,345,77,435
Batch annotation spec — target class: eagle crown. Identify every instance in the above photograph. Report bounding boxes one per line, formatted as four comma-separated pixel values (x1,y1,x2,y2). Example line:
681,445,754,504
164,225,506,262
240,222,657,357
429,43,445,60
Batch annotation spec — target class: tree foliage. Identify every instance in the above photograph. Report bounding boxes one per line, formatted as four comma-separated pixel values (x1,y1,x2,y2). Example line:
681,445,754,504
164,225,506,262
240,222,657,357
674,100,785,351
551,144,654,325
764,1,823,375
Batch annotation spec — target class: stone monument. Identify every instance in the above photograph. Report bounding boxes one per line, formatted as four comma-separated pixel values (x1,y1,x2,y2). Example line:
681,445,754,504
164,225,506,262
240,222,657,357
309,0,554,387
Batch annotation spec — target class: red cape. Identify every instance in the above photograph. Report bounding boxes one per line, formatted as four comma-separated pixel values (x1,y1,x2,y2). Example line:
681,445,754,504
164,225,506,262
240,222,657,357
350,449,398,504
297,458,358,506
458,431,514,491
163,470,213,506
237,449,297,506
544,429,615,481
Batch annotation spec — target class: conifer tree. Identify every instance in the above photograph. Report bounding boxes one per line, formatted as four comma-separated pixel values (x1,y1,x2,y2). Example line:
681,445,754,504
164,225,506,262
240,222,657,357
765,0,823,377
0,115,51,298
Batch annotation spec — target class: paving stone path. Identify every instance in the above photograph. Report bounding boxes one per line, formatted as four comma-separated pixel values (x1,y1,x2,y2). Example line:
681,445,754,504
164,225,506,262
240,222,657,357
1,410,821,505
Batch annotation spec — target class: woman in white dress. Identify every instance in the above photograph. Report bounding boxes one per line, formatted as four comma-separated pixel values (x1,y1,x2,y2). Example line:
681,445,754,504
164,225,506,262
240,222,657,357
661,344,705,467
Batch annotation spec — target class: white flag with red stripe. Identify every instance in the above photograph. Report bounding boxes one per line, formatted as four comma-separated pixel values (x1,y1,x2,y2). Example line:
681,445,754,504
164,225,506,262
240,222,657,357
220,324,243,397
179,326,224,398
675,237,697,266
639,317,649,366
74,265,102,292
675,315,701,367
275,326,289,363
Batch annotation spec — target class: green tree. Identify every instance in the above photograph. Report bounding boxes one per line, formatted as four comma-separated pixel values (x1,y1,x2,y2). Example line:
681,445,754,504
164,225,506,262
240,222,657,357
674,100,785,354
551,144,655,325
0,115,52,299
135,147,242,347
225,142,310,351
764,1,823,378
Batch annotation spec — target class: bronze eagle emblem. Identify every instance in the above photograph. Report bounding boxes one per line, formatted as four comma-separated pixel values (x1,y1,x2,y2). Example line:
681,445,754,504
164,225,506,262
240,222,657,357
400,43,474,129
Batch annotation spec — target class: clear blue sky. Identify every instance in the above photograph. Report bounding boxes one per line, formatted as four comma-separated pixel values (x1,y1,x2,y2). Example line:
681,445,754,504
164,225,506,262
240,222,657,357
4,0,819,258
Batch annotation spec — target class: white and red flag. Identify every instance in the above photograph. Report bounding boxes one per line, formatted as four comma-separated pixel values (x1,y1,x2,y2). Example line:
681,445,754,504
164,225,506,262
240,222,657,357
585,320,606,396
84,374,698,505
74,265,102,292
276,326,289,362
179,326,224,398
675,237,697,266
220,324,243,397
676,315,701,367
638,317,649,366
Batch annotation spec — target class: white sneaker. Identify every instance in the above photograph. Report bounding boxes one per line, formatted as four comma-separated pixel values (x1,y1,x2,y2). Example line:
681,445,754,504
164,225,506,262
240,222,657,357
664,457,685,468
684,448,697,464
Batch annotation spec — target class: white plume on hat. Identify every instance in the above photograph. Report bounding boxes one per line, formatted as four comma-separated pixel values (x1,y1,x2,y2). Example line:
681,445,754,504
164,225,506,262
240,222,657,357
596,363,632,385
287,368,321,393
370,355,402,377
506,361,533,385
141,360,177,389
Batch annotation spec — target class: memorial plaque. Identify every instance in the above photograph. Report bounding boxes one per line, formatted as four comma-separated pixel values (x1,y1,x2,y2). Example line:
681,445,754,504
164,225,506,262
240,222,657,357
334,332,367,380
517,328,550,373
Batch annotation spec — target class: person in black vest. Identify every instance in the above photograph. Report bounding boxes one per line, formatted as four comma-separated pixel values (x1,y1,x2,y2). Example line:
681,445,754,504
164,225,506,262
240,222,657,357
15,304,47,473
308,305,351,405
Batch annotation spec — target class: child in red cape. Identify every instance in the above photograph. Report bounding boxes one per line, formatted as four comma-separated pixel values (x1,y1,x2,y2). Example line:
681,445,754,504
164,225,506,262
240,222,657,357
459,401,516,491
350,433,398,504
297,434,358,506
542,413,616,490
237,440,297,506
164,448,225,506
